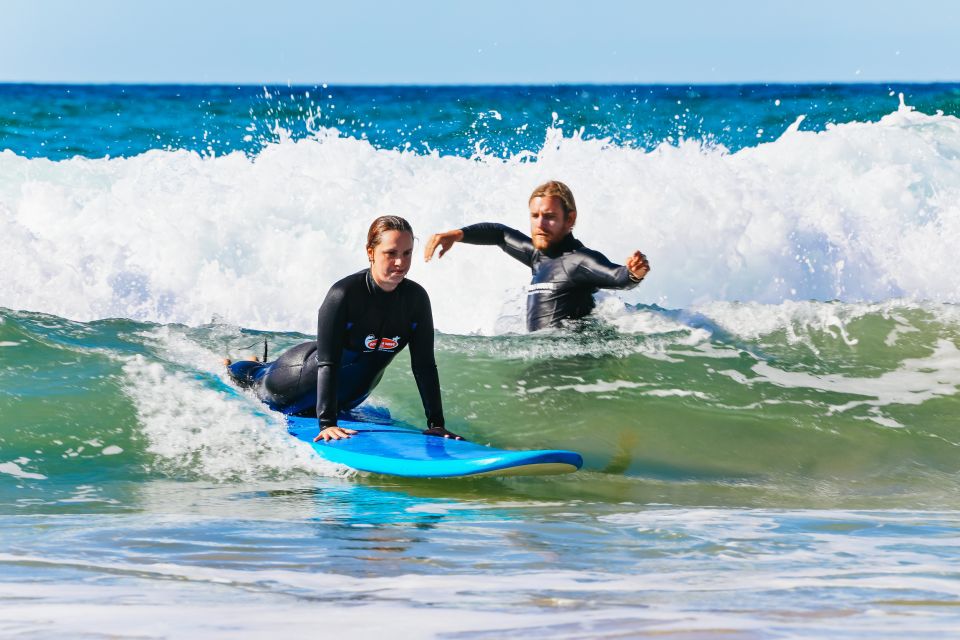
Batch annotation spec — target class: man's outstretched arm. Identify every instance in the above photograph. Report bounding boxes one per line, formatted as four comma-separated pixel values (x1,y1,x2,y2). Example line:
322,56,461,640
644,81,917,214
423,229,464,261
573,249,651,289
424,223,535,266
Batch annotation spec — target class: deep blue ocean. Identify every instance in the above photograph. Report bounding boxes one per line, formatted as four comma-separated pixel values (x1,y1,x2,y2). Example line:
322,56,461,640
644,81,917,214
2,83,960,638
5,83,960,159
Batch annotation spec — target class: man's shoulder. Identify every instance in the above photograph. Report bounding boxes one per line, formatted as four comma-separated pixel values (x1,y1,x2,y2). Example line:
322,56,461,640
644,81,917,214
567,241,610,263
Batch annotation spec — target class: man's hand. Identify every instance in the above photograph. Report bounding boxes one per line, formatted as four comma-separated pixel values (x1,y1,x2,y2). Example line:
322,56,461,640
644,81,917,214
314,426,358,442
423,229,464,262
626,250,650,281
422,426,465,441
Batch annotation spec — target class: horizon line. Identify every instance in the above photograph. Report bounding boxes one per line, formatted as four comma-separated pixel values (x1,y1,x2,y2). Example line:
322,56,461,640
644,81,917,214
2,79,959,89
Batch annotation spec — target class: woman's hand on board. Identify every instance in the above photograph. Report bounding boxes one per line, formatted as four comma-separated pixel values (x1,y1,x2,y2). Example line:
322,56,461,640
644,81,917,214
422,426,465,441
314,426,358,442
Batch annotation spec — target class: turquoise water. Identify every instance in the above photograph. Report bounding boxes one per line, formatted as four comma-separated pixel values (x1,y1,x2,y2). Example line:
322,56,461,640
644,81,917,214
2,84,960,637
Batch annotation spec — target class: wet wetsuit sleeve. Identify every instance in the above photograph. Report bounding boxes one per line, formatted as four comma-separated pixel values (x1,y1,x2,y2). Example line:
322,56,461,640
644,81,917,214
571,249,641,290
315,283,349,427
460,222,536,266
409,289,445,429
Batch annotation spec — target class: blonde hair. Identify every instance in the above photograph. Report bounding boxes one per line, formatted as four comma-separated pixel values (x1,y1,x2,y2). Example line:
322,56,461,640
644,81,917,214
528,180,577,216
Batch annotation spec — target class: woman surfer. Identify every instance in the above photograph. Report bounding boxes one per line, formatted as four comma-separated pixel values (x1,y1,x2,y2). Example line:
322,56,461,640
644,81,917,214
227,216,462,442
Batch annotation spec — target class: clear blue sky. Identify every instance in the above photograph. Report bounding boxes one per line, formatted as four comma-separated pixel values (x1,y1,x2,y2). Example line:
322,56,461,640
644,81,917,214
2,0,958,84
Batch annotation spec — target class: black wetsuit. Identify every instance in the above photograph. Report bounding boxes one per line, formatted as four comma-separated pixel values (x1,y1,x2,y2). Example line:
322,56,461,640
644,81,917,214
460,223,641,331
228,270,444,429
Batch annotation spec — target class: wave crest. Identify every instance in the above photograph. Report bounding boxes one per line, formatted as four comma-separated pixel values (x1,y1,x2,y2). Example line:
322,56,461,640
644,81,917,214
2,103,959,334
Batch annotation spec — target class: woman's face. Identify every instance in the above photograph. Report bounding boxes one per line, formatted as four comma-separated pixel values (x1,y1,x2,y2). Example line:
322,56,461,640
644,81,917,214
367,230,414,291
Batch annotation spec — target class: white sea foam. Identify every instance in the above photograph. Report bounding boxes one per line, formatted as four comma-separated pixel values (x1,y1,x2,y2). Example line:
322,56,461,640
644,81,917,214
119,332,345,480
0,575,749,640
693,299,868,343
2,102,960,335
643,389,712,399
689,298,960,346
0,461,46,480
523,379,647,395
717,338,960,423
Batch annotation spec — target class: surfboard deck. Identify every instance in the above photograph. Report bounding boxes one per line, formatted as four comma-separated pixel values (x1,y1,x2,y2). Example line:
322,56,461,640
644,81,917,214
287,412,582,478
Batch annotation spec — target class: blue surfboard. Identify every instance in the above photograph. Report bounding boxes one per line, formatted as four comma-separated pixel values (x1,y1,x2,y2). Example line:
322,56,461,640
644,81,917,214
286,411,582,478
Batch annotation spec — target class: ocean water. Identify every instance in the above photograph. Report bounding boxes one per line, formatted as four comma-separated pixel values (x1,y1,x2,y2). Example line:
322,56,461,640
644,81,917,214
2,83,960,638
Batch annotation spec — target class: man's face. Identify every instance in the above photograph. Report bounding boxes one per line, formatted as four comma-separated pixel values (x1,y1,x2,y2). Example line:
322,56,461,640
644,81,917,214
529,195,576,251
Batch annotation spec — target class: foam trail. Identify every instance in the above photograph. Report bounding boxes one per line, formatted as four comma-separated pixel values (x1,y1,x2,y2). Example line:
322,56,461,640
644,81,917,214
119,328,344,480
2,102,959,335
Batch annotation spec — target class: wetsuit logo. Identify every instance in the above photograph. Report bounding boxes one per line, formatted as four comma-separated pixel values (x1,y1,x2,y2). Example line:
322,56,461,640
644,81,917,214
364,334,400,351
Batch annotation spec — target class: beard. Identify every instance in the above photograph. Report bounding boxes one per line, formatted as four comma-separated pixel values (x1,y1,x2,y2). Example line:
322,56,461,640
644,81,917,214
531,233,553,250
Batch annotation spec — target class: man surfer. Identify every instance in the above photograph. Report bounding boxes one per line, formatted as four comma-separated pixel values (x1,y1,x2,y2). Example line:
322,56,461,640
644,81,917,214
423,180,650,331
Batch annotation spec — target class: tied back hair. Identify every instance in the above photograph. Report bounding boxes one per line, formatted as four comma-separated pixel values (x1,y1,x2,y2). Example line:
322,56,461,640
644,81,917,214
367,215,414,251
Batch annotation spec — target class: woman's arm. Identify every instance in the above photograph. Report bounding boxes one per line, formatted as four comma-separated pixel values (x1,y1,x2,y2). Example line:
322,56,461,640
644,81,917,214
408,288,463,440
314,282,356,441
